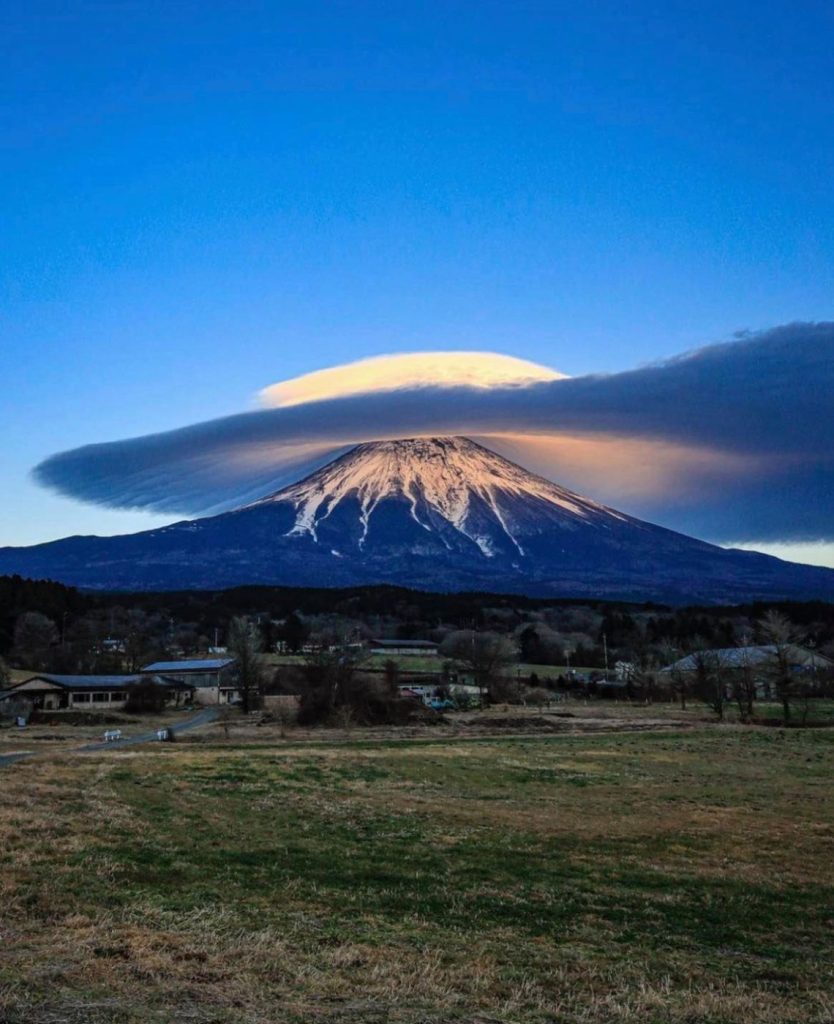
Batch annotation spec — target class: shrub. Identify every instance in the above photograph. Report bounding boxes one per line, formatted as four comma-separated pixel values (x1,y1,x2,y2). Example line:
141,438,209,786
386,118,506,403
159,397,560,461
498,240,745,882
298,672,431,727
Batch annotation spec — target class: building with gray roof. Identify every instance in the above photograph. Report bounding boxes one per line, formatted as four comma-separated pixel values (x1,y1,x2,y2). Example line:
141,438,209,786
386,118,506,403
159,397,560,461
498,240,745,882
0,673,193,712
140,658,239,705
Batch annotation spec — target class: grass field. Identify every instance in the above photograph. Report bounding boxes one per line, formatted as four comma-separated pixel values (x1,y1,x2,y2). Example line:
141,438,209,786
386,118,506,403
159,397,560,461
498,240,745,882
266,652,597,679
1,724,833,1023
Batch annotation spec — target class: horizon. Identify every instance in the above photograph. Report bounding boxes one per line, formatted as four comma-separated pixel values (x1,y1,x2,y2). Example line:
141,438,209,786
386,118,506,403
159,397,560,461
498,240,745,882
2,3,833,568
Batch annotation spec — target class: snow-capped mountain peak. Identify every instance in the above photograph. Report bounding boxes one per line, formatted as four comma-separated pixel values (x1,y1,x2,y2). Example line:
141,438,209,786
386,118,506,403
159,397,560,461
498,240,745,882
5,435,834,602
254,436,629,558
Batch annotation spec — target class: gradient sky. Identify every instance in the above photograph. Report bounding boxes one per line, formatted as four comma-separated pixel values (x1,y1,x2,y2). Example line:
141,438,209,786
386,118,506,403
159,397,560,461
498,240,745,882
2,2,834,558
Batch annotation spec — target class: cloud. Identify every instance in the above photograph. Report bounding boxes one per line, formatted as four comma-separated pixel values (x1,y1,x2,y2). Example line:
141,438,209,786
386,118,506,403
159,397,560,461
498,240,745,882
259,351,565,407
33,322,834,544
478,432,765,502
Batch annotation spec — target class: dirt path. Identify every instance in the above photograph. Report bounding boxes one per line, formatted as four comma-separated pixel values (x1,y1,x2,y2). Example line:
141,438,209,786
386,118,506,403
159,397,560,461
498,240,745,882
77,707,219,751
0,707,220,768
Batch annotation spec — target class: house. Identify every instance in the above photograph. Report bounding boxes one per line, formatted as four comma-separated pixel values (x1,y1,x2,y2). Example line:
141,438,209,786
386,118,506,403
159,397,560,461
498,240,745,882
659,645,832,698
398,682,481,706
398,683,436,702
369,639,439,657
0,673,192,712
99,637,126,654
140,658,240,705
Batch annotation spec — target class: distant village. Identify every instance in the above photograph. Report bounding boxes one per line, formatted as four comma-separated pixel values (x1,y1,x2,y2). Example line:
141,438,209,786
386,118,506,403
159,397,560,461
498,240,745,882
2,575,834,728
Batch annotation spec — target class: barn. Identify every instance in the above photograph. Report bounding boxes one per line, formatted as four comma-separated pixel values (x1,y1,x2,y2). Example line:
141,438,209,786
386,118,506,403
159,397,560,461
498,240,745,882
140,658,240,705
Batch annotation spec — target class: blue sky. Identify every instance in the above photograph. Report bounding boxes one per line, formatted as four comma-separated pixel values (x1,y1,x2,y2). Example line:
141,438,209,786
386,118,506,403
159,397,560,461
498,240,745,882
2,2,833,551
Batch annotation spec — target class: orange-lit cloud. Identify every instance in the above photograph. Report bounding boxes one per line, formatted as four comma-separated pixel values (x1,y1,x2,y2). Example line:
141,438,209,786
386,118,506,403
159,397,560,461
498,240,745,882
478,432,766,503
259,351,565,408
211,430,763,513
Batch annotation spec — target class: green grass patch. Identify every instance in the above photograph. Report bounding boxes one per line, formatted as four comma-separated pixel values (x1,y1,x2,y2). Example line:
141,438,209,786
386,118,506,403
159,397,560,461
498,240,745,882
1,728,833,1023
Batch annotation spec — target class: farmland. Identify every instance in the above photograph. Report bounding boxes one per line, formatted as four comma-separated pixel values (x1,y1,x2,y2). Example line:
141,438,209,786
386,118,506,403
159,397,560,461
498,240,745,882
2,717,833,1024
264,651,598,680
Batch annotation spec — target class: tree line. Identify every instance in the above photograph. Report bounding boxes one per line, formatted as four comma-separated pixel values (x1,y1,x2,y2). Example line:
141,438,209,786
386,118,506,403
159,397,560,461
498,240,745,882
2,575,834,728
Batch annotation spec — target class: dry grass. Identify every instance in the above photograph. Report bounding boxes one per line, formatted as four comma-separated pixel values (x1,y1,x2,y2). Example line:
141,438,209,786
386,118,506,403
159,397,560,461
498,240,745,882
208,699,704,748
1,726,833,1023
264,652,599,677
0,710,201,753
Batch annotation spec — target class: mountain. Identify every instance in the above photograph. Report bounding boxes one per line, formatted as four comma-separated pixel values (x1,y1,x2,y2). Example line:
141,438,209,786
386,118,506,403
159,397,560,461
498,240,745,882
2,436,834,603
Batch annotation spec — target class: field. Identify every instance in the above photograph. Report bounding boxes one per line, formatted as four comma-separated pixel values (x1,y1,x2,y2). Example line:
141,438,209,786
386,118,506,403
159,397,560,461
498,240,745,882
1,719,833,1023
265,652,597,678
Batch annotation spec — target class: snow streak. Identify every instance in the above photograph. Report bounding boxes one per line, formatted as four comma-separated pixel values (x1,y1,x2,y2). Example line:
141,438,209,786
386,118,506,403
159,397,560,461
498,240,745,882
252,436,630,558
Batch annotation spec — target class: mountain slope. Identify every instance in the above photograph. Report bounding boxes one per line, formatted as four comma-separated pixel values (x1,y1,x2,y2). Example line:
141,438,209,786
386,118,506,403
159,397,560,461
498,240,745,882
256,437,639,559
2,437,833,603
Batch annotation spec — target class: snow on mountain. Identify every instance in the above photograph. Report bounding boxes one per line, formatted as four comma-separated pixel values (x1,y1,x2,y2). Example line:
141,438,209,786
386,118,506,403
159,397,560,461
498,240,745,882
255,437,630,558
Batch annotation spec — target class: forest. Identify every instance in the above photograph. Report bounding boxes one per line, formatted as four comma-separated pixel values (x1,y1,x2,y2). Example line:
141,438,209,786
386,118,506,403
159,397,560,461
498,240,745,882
3,573,834,678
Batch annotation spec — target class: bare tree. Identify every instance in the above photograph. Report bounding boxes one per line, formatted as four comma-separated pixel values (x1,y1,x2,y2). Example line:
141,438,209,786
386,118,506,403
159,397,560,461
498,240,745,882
219,705,234,740
297,646,367,725
13,612,58,671
335,704,356,735
383,658,400,695
273,699,296,738
660,643,689,709
758,610,803,725
731,638,757,723
123,609,153,672
227,616,265,714
630,652,659,704
439,630,516,702
279,611,309,654
691,645,728,721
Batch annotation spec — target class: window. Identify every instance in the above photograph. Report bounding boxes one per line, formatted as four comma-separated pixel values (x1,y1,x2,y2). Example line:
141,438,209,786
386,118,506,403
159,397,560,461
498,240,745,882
93,692,109,702
111,692,127,700
73,692,91,703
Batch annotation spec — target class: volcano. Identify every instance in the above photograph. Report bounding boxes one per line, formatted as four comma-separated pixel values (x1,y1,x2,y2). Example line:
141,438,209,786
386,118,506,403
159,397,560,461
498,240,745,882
2,437,834,602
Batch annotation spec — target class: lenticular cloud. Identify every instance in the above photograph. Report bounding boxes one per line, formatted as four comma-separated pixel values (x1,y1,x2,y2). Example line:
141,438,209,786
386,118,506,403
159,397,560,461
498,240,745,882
33,324,834,544
259,351,566,408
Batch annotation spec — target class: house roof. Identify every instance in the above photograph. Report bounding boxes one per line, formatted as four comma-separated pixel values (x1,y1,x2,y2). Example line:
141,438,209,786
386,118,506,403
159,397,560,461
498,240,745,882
370,639,438,649
661,645,832,673
141,658,236,673
11,673,142,691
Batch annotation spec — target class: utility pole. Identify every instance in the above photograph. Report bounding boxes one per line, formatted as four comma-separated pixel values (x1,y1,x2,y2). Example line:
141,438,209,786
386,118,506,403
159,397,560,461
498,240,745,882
603,633,609,678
